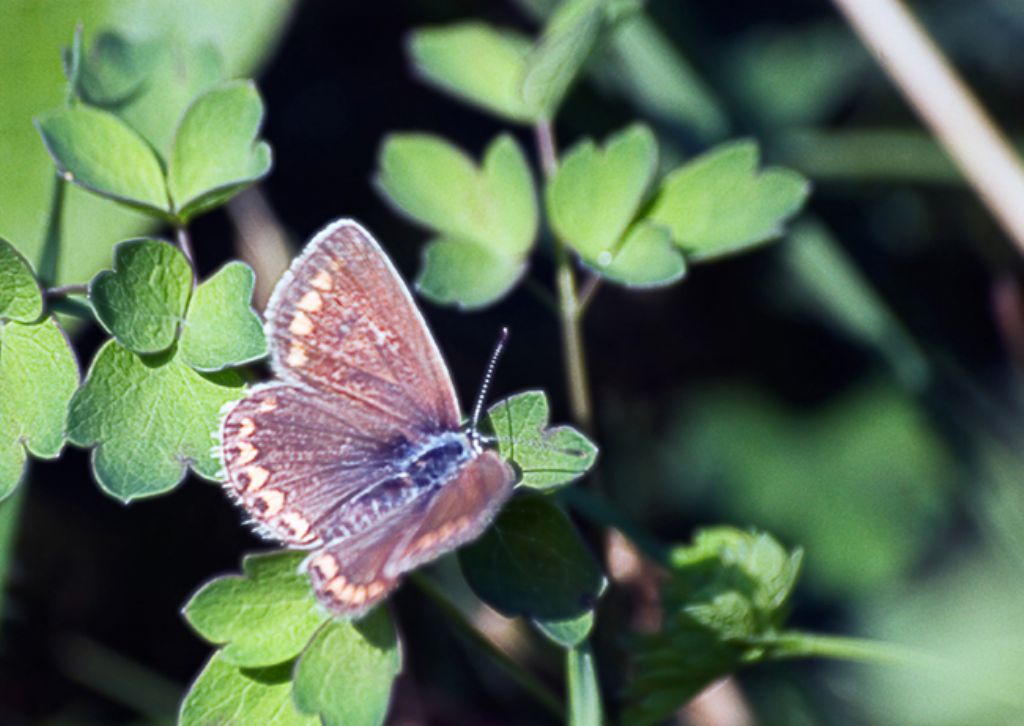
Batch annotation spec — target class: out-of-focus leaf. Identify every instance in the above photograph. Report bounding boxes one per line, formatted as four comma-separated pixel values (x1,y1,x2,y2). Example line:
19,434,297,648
180,652,316,726
377,134,537,309
292,610,402,726
89,238,192,354
0,3,294,285
167,80,272,222
67,340,245,502
35,105,170,218
184,551,326,668
409,23,537,123
624,527,803,725
523,0,604,118
782,219,929,389
460,494,605,646
647,141,809,262
0,237,43,323
487,390,597,491
180,261,267,372
0,318,79,499
670,383,953,595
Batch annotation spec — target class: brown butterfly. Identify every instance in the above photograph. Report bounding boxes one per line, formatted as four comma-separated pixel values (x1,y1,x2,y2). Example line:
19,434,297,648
219,219,515,616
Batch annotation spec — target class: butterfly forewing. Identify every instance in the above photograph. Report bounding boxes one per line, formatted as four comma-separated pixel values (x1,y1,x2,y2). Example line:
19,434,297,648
265,219,460,430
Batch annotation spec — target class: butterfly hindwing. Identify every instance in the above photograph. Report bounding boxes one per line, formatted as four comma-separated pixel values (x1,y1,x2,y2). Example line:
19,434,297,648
386,450,516,578
264,219,461,430
220,383,425,548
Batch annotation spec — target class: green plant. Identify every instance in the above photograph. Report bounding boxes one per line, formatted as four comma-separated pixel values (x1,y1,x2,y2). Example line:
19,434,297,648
1,5,946,725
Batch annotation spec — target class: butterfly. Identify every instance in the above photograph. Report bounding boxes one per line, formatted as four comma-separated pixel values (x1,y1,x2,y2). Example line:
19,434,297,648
218,219,516,617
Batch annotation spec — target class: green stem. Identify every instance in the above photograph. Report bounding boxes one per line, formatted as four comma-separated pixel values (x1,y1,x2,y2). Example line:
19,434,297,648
37,173,67,287
410,573,564,719
567,641,603,726
763,630,1024,709
761,631,937,668
536,119,593,430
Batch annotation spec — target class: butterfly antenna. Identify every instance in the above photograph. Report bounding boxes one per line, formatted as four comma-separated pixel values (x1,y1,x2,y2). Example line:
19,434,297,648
471,327,510,438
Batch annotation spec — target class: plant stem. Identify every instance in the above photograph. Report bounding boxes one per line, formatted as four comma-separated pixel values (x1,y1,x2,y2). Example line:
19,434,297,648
567,641,603,726
535,120,594,430
577,273,602,315
175,226,195,271
410,573,564,719
762,631,937,668
46,283,88,298
37,173,66,288
832,0,1024,255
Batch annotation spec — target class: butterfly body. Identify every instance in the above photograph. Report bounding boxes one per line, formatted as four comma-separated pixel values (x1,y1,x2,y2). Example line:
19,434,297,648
218,219,514,617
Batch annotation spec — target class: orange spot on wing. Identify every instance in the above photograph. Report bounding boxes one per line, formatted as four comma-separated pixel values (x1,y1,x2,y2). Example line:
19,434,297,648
311,270,333,291
244,466,269,491
286,342,308,367
253,489,285,517
296,290,323,312
238,418,256,438
289,311,314,336
235,442,258,466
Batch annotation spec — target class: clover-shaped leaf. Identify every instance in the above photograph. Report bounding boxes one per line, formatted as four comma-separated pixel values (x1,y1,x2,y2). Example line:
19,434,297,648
181,261,267,371
72,32,223,159
523,0,604,118
596,222,686,287
460,494,606,647
180,652,316,726
487,390,597,490
89,239,192,355
67,340,245,502
168,80,272,223
377,134,537,308
548,125,684,286
0,319,79,498
185,551,327,668
0,237,43,322
293,610,402,726
409,23,537,123
35,105,170,218
624,527,804,724
647,141,810,261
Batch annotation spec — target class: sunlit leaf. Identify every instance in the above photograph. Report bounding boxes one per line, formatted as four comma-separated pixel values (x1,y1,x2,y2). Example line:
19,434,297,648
88,238,192,355
184,551,326,668
293,610,402,726
180,261,267,372
0,237,43,323
67,340,245,502
0,318,79,499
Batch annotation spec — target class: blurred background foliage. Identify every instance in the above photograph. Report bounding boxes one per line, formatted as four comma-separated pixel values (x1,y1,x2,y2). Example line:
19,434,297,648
4,0,1024,723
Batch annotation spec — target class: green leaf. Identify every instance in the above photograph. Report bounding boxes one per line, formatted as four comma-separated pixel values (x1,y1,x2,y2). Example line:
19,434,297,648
180,652,316,726
548,125,683,286
89,239,192,355
487,390,597,491
168,80,272,223
537,611,595,648
35,105,170,217
75,31,162,108
586,222,685,287
78,33,224,159
409,23,537,123
67,339,245,502
647,141,810,261
184,551,327,668
377,134,537,308
548,125,657,258
0,319,79,499
523,0,604,118
0,237,43,323
459,494,605,646
293,609,402,726
624,527,803,724
181,261,267,372
415,236,526,309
